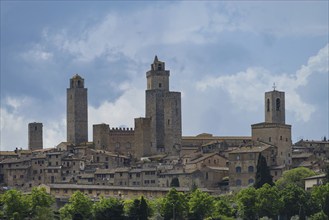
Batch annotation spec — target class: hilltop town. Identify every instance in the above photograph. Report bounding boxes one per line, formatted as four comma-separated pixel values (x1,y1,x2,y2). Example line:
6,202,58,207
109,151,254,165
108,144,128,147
0,57,328,201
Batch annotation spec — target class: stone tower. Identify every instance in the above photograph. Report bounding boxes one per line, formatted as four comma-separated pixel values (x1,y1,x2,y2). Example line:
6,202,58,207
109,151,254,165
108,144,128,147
67,74,88,145
28,122,43,151
137,56,182,156
265,90,285,124
251,88,292,167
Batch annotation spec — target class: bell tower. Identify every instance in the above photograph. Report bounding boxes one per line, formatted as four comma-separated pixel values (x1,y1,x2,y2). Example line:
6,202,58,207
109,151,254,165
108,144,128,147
252,87,292,167
67,74,88,145
265,87,285,124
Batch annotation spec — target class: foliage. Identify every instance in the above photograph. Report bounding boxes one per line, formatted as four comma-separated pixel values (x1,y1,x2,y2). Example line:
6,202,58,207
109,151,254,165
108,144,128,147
187,189,214,219
59,191,93,220
323,164,329,184
27,187,55,218
0,189,29,220
312,183,329,216
212,195,236,219
236,187,257,220
254,153,273,189
126,196,150,220
256,184,283,218
170,177,180,187
279,184,312,219
160,188,187,220
276,167,316,189
93,196,124,220
310,211,328,220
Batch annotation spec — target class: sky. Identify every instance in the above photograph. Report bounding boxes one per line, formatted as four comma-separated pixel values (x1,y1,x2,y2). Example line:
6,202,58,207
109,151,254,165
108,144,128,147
1,1,328,151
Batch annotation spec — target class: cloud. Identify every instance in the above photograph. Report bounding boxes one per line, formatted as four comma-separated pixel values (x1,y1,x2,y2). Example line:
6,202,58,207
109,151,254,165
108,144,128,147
39,2,328,64
196,44,328,122
0,97,66,150
88,82,144,129
21,44,53,62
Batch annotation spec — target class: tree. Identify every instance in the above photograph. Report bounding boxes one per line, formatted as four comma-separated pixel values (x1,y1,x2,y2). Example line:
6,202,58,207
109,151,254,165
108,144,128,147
279,184,312,219
0,189,29,220
212,195,236,219
276,167,316,189
93,197,124,220
170,177,180,187
312,183,329,217
256,184,283,219
254,153,273,189
59,191,93,220
27,187,55,220
160,188,187,220
310,211,328,220
236,187,257,220
187,189,214,219
126,196,149,220
28,187,55,219
323,164,329,184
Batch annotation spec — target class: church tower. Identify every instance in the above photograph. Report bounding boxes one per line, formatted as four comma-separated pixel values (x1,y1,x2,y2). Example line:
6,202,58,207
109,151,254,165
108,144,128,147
135,56,182,157
67,74,88,145
252,88,292,167
265,89,285,124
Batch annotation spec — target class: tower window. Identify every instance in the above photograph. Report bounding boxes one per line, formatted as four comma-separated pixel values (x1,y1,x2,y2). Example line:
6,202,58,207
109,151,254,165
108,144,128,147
158,64,162,70
267,99,270,112
276,98,281,111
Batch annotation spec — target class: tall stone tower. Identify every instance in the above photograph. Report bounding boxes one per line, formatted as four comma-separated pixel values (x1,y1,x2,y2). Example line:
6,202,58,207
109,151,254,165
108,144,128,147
28,122,43,151
67,74,88,145
252,88,292,167
135,56,182,157
146,56,182,154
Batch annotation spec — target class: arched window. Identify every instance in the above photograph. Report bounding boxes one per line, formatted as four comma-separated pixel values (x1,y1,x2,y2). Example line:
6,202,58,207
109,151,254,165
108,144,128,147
236,179,242,186
248,166,254,173
276,98,280,111
115,142,120,149
248,179,254,184
236,166,241,173
126,142,131,149
267,99,270,112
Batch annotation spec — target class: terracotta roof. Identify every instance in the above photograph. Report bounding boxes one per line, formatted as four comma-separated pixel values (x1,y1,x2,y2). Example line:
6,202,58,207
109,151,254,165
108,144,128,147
229,145,272,154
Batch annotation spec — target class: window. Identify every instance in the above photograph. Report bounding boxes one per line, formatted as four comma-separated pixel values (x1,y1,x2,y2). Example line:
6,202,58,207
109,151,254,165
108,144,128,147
276,98,280,111
269,137,272,142
267,99,270,112
236,179,242,186
280,136,282,140
158,64,162,70
159,83,162,88
136,173,140,177
248,166,254,173
236,166,242,173
248,179,254,184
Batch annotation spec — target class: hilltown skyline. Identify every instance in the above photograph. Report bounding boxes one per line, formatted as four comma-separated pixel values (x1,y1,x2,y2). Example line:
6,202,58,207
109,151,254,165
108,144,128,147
1,1,328,150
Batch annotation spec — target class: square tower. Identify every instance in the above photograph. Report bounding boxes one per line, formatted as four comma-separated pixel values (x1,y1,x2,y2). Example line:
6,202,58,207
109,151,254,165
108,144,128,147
67,74,88,145
135,56,182,157
265,90,285,124
28,122,43,151
252,89,292,167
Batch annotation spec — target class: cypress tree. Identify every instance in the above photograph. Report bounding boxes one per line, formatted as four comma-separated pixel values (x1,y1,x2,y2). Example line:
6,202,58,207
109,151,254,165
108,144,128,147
254,153,274,189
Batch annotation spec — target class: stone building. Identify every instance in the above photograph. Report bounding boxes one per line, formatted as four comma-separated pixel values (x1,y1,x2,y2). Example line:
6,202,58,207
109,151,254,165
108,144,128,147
67,74,88,145
93,57,182,159
28,122,43,151
228,144,277,190
251,89,292,168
